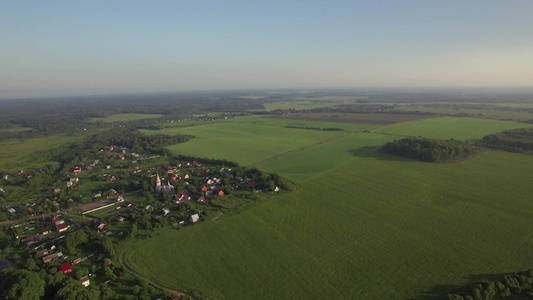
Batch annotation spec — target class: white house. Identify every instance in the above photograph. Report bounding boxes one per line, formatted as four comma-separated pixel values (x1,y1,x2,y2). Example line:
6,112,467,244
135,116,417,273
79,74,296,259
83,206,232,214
80,276,90,287
189,214,199,223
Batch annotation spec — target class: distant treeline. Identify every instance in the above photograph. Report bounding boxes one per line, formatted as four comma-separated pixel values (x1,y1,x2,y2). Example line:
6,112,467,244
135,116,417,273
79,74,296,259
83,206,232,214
0,94,266,138
285,125,343,131
447,269,533,300
480,128,533,153
383,137,475,162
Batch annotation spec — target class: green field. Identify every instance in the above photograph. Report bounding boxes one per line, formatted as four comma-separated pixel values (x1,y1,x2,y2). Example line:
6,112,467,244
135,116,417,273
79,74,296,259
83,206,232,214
263,96,360,110
0,134,82,172
0,126,32,133
89,113,162,123
125,116,533,299
260,133,392,182
144,116,377,166
373,117,531,141
126,150,533,299
394,105,533,121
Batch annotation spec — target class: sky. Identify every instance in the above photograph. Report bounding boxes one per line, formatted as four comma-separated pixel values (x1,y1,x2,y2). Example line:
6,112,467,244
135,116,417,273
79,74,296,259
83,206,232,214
1,0,532,99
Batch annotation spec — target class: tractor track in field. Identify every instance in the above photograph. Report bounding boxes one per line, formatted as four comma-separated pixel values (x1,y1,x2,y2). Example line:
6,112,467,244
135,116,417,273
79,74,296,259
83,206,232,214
120,247,185,299
247,130,358,168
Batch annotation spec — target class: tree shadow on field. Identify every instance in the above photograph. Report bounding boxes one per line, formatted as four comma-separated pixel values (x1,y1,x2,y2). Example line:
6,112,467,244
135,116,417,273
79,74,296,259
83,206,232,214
347,146,414,163
409,272,512,300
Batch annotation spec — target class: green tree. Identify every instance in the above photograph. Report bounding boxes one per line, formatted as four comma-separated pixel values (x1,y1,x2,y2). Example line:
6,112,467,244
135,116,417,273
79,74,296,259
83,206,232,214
145,192,154,203
75,269,89,279
0,269,45,300
132,285,142,295
25,257,38,271
129,223,138,239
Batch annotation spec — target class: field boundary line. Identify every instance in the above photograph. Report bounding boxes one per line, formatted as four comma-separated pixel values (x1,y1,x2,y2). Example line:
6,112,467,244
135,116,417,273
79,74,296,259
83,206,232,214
120,242,186,299
247,130,357,168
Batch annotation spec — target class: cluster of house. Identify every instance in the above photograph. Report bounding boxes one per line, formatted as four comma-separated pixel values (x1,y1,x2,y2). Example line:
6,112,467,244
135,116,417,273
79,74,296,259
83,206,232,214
39,250,92,287
16,170,33,179
14,214,70,246
65,177,80,189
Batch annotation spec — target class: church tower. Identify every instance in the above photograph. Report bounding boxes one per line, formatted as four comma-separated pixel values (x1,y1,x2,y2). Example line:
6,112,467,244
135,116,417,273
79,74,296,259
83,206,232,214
155,174,162,193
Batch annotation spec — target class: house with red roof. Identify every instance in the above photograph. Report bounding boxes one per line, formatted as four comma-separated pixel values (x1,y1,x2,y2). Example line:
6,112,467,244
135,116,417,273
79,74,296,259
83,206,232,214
60,263,72,274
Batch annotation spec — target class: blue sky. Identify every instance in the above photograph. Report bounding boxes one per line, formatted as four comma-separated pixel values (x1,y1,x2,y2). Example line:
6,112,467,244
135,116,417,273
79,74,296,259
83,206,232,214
1,1,532,98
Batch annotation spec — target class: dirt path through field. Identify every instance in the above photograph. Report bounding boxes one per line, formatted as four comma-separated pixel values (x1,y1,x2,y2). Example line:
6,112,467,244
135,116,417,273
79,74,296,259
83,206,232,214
120,247,185,299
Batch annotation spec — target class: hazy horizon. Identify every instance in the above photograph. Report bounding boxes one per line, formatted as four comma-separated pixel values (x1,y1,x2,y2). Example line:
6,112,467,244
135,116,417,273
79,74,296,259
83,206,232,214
2,1,532,99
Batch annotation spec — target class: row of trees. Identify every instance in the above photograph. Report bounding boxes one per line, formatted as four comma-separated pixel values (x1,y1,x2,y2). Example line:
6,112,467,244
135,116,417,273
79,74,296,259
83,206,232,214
447,270,533,300
285,125,343,131
481,128,533,153
382,137,475,162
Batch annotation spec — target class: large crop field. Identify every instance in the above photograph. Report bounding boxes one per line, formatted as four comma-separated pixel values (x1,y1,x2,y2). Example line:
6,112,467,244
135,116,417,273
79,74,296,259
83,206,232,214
126,151,533,299
259,133,394,182
125,116,533,299
373,117,532,140
145,116,378,166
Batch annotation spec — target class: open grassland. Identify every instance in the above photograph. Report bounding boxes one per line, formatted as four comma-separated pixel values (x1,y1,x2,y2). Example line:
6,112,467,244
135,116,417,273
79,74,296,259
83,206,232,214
89,113,162,123
373,117,531,141
259,133,394,182
0,126,32,133
264,101,341,110
125,116,533,299
0,134,82,172
394,105,533,121
156,119,220,129
144,116,377,166
260,117,523,182
126,149,533,300
263,96,361,110
498,102,533,108
269,112,435,124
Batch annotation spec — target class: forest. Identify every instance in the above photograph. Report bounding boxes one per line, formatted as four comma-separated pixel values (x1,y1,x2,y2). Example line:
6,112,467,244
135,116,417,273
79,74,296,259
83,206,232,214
480,128,533,153
0,93,266,139
447,269,533,300
382,137,475,162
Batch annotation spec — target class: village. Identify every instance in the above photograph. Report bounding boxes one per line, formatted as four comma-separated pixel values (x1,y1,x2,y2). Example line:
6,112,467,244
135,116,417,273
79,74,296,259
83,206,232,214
0,142,287,299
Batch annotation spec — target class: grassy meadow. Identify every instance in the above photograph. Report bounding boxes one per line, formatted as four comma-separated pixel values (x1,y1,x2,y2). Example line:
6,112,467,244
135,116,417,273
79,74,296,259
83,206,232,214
0,126,32,133
126,150,533,300
0,134,82,172
144,116,377,166
125,115,533,299
259,133,393,182
373,117,532,141
262,96,359,110
393,104,533,121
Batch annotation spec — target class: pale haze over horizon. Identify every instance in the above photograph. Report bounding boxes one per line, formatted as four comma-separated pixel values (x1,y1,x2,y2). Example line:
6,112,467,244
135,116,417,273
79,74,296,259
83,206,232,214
1,0,532,99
